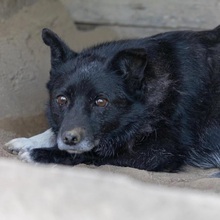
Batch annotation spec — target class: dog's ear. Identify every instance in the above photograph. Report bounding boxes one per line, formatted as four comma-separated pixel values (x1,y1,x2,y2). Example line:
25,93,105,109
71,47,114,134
42,28,77,68
110,48,148,90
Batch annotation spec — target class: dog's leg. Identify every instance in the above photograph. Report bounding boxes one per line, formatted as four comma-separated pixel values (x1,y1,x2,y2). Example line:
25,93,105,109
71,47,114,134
27,148,87,165
4,129,88,164
4,129,56,157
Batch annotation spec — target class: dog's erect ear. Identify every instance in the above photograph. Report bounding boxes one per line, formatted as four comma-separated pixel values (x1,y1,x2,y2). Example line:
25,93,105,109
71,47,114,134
110,48,148,90
42,28,77,68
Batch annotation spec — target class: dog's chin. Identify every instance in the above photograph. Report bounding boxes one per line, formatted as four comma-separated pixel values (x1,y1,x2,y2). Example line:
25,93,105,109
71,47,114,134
66,149,84,154
57,138,99,154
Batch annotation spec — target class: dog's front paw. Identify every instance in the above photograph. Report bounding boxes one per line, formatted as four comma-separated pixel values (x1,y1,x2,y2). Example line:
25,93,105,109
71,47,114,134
4,138,35,155
18,148,35,163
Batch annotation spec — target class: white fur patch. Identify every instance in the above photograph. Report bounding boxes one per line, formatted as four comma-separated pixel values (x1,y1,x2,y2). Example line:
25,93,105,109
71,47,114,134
4,129,56,160
18,149,34,163
4,138,35,155
57,137,94,153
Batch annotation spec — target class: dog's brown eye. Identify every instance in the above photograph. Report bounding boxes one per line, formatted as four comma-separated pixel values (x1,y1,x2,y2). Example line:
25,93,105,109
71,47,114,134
95,98,108,107
56,95,68,106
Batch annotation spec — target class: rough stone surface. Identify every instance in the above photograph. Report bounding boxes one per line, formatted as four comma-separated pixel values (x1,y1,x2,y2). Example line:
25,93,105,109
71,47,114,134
0,159,220,220
0,0,37,19
60,0,220,29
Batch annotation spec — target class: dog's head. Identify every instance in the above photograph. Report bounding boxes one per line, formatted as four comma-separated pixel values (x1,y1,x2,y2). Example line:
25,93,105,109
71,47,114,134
42,28,169,156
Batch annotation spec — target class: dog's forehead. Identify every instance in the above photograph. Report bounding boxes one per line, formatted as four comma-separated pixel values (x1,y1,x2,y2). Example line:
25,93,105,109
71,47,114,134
74,59,110,82
63,54,106,76
60,57,122,95
77,59,103,75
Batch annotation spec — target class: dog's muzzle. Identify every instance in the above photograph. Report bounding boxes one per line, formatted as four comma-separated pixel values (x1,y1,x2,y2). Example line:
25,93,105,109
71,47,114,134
57,128,96,153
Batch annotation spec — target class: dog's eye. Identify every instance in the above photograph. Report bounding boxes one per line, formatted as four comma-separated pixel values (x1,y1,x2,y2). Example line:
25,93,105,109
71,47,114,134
56,95,68,106
95,98,108,107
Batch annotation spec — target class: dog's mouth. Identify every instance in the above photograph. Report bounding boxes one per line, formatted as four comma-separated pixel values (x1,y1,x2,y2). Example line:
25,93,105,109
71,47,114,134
57,137,100,154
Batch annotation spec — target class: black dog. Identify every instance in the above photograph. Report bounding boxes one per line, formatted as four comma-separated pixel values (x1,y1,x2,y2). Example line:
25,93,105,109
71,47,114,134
5,26,220,172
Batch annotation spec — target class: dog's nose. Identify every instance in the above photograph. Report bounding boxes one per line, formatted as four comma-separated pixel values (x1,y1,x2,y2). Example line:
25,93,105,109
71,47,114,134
62,129,83,145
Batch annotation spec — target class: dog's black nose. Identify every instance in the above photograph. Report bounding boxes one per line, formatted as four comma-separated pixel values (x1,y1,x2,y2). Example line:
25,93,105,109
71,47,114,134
62,129,82,145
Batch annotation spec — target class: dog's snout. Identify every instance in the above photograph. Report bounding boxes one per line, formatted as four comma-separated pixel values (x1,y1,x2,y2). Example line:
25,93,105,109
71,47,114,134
62,129,84,145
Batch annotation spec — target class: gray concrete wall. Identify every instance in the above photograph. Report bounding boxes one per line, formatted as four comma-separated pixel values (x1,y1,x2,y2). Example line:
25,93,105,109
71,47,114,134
0,0,37,18
61,0,220,29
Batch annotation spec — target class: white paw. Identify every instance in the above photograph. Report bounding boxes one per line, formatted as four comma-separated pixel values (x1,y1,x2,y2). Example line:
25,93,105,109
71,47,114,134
4,138,35,155
18,149,34,163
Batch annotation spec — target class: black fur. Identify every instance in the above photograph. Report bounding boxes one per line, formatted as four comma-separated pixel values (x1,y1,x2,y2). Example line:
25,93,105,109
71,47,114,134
30,26,220,172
